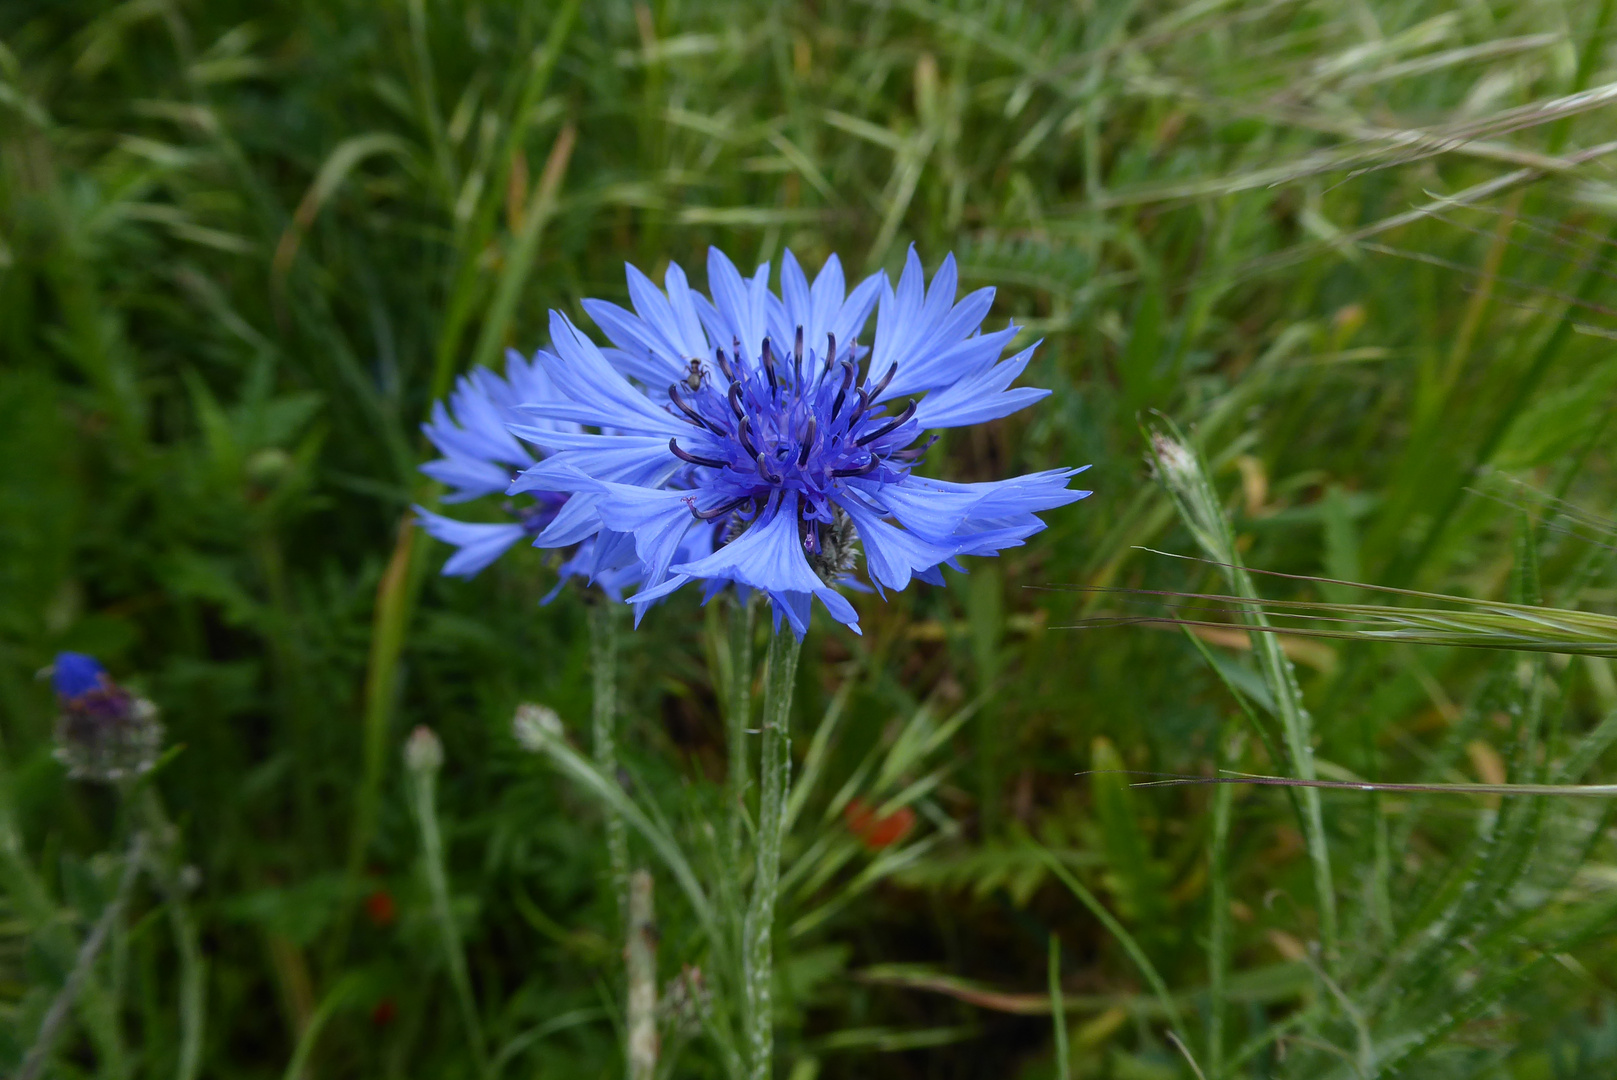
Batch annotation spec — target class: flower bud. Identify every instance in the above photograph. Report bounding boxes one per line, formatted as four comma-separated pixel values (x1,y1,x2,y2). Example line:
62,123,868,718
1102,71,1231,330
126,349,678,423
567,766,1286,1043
403,725,443,774
512,703,563,751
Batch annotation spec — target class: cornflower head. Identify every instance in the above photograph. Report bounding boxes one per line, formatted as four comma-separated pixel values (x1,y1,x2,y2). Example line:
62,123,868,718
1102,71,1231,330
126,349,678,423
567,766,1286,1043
413,349,698,598
47,652,163,782
515,247,1090,636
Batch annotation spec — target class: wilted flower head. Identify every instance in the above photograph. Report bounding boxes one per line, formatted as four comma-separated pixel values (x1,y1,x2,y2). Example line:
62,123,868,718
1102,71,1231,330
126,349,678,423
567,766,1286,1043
517,246,1089,636
48,652,163,782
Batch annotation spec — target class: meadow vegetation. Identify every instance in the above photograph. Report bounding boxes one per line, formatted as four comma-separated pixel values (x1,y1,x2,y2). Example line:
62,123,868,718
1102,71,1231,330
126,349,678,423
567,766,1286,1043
4,0,1617,1076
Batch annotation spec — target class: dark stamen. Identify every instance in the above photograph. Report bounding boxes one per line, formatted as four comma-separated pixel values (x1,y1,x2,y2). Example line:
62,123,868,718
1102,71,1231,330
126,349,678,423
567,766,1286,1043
797,416,817,466
831,361,857,419
761,338,777,395
692,496,749,521
757,456,782,484
737,417,759,459
728,382,746,420
669,438,728,469
668,384,713,430
857,399,917,445
869,361,898,399
826,333,837,366
889,434,939,462
849,386,872,425
715,347,736,382
794,326,804,385
832,456,881,478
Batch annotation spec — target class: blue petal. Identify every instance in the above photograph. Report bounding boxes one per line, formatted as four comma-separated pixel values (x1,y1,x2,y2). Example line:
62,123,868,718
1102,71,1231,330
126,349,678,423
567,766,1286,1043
869,246,1007,399
533,493,605,546
507,433,678,491
872,469,1090,546
582,296,685,383
542,312,688,436
628,261,708,363
703,248,770,359
671,491,824,596
834,495,958,593
414,508,528,578
419,456,514,502
52,652,106,697
570,481,699,591
662,260,714,361
912,344,1051,429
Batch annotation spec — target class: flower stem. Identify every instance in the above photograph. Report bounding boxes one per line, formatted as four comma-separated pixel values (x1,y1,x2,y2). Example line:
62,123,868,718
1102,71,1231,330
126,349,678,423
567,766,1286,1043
590,602,630,917
18,831,146,1080
406,734,489,1077
133,788,206,1080
742,630,801,1080
726,595,756,864
625,869,659,1080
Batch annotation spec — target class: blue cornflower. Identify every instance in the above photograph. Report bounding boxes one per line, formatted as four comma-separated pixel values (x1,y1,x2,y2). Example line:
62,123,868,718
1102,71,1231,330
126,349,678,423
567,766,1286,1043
46,652,163,781
415,348,710,598
514,247,1090,636
52,651,108,699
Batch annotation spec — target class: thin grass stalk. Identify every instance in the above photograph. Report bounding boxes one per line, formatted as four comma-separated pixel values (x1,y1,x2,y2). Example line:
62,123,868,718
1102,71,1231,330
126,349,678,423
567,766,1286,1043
727,594,756,865
134,787,205,1080
17,832,146,1080
590,602,630,917
1148,423,1339,963
1388,218,1617,588
743,630,802,1080
428,0,580,401
1028,842,1187,1038
405,729,489,1077
1048,934,1070,1080
332,512,423,967
0,732,53,928
0,736,127,1073
1207,724,1235,1080
278,974,367,1080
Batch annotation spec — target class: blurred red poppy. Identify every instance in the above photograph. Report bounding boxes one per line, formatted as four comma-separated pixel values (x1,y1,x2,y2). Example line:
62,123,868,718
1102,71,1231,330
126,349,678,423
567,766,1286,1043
365,889,397,927
843,798,915,850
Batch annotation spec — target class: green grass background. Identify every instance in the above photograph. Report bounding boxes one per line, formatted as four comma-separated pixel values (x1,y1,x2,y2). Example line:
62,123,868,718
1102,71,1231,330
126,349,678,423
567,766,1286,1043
4,0,1617,1076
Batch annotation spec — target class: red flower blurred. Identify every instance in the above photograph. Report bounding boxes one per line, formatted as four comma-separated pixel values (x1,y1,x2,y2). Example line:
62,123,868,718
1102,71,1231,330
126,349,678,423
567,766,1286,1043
365,889,396,928
842,798,915,850
371,998,397,1027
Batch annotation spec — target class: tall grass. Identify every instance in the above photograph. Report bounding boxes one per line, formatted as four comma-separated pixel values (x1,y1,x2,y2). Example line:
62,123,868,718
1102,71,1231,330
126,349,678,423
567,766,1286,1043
3,0,1617,1076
